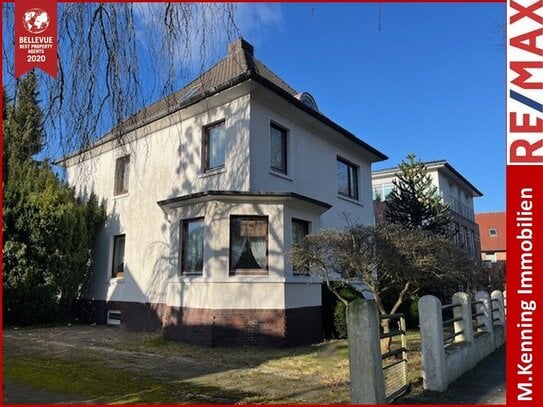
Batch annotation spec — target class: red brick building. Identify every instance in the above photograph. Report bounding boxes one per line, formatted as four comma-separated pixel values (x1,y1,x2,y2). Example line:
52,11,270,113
475,212,506,263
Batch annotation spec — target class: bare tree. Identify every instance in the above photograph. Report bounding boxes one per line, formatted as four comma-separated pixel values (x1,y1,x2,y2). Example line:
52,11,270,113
290,223,473,342
2,3,239,158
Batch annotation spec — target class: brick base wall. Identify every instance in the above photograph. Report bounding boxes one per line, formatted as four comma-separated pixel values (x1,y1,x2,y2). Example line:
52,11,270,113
75,299,322,347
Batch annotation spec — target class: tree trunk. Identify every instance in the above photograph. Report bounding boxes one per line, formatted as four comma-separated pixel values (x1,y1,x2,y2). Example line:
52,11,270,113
380,317,392,353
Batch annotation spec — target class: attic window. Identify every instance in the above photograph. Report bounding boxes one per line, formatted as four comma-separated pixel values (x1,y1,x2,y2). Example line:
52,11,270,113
489,228,498,237
180,85,200,102
296,92,318,111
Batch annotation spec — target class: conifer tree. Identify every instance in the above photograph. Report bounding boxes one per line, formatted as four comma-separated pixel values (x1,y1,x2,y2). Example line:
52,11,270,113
7,71,44,163
2,86,13,182
2,74,107,326
384,154,452,236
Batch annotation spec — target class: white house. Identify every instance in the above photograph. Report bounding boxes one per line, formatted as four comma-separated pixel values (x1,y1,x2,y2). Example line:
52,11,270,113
372,160,483,259
59,38,387,346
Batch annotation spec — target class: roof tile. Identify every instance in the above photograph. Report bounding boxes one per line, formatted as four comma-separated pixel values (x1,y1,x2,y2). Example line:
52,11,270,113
475,212,506,252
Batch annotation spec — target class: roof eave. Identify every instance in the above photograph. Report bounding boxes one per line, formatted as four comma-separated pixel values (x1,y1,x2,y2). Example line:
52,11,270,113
249,72,388,163
157,190,332,214
54,72,254,166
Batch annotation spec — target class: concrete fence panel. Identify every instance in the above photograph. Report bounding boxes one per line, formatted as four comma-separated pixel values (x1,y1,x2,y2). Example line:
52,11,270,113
418,290,505,392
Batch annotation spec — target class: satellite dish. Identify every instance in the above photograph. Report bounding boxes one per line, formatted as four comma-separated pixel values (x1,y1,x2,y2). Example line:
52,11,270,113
296,92,318,111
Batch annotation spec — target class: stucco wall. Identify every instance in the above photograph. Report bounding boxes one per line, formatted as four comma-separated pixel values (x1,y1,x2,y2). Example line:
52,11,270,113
66,94,251,305
250,98,375,228
437,171,474,211
65,85,376,312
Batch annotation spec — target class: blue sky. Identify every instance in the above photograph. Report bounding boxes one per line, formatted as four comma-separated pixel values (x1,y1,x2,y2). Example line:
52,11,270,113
3,3,505,213
233,3,505,213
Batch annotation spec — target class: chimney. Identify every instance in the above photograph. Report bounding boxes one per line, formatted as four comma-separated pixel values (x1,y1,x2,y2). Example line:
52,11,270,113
227,38,254,56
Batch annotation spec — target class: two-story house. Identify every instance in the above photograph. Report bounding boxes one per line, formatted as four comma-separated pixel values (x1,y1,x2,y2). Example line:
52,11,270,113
58,38,387,346
372,160,483,259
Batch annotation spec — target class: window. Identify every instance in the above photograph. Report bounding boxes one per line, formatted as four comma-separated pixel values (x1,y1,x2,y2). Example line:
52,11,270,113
270,123,287,174
230,216,268,275
292,219,310,245
203,121,226,171
337,157,359,200
489,228,498,236
461,226,468,253
181,218,204,275
466,229,474,256
114,156,130,195
292,218,310,275
112,234,126,278
372,183,394,202
452,222,460,246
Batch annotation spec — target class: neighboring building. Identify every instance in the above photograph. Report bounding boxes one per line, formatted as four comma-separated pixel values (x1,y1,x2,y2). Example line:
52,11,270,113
475,212,506,263
372,160,483,259
58,38,387,346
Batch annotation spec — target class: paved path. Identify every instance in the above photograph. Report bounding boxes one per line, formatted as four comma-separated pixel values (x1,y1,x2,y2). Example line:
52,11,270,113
398,346,505,404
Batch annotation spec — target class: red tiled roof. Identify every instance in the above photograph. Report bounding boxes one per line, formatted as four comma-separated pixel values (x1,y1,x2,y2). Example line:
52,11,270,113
475,212,506,252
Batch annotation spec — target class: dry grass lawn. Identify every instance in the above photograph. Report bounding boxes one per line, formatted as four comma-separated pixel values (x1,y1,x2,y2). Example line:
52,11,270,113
3,325,423,404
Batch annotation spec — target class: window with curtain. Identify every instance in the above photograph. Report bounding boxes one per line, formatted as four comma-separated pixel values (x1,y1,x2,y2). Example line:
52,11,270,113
230,216,268,275
111,234,125,278
203,121,226,171
181,218,204,275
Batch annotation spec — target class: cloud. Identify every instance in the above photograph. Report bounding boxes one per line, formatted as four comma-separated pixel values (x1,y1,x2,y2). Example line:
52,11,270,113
131,3,284,93
234,3,283,46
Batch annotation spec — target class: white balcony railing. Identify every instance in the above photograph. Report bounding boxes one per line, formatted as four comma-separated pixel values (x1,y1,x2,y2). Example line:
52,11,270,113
447,196,474,222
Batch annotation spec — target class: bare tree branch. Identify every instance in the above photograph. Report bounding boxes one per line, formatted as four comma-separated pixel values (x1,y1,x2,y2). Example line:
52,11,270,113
2,3,239,159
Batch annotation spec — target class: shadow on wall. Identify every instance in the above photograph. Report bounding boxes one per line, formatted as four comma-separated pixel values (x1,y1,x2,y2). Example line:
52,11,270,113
74,96,324,347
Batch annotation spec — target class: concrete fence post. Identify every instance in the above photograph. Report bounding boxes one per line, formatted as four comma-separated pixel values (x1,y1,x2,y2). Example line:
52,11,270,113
491,290,506,348
491,290,505,325
475,291,493,334
346,299,386,404
452,292,473,344
418,295,447,391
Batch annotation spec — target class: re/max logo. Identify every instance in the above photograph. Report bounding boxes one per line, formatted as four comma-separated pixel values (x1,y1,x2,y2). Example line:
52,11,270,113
508,0,543,164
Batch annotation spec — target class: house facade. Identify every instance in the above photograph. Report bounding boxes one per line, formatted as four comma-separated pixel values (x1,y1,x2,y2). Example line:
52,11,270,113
475,212,506,263
372,160,483,259
60,38,387,346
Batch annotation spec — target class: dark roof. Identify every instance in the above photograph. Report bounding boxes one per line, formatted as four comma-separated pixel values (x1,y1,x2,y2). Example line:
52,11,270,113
58,38,387,163
475,212,506,252
373,159,483,197
157,190,332,211
117,38,298,131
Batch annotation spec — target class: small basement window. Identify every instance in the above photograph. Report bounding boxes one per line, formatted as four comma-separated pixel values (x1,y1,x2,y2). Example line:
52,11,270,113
107,310,121,326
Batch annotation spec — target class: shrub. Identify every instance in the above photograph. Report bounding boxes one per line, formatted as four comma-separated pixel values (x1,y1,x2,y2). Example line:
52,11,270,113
322,283,364,339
